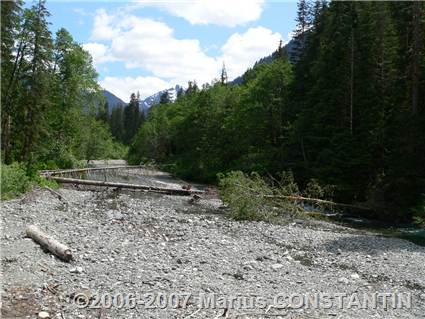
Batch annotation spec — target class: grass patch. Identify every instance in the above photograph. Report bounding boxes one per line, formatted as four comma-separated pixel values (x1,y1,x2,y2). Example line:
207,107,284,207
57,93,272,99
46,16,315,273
1,162,32,200
1,162,60,200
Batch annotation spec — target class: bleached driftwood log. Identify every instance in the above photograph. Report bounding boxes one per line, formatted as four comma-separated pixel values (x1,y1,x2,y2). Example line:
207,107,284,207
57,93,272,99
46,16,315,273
47,176,204,196
40,165,142,176
26,225,72,261
264,194,372,212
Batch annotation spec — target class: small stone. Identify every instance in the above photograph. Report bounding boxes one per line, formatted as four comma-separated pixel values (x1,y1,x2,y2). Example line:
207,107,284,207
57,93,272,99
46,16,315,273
233,272,244,280
70,266,83,273
351,273,360,280
271,263,284,270
243,264,253,271
338,277,349,284
38,311,50,319
286,256,294,261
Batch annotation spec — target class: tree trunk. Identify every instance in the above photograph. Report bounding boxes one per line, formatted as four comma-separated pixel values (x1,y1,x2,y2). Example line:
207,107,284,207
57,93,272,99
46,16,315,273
264,194,372,212
47,176,204,196
1,42,26,163
26,225,72,261
350,24,354,134
411,1,422,115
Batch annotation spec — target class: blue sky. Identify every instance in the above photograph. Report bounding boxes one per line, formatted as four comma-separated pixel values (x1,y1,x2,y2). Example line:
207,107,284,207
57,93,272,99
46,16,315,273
40,0,298,101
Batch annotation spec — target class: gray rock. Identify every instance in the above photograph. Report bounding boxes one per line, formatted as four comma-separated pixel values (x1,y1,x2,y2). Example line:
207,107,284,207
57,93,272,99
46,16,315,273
351,273,360,279
1,167,424,319
69,266,83,274
271,263,284,270
38,312,50,319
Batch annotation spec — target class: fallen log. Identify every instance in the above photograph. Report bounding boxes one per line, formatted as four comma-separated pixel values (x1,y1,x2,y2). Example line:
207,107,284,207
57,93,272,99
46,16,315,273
26,225,72,261
44,186,68,205
40,165,143,176
47,176,204,196
264,194,372,212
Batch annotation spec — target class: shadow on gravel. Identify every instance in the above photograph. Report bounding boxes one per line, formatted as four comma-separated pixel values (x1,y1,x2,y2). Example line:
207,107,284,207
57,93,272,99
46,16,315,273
324,234,425,255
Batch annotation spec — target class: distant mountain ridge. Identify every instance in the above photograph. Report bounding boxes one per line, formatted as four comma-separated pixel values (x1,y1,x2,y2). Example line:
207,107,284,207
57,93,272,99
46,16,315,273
102,39,297,114
102,86,182,114
139,85,182,114
102,90,125,113
230,39,297,85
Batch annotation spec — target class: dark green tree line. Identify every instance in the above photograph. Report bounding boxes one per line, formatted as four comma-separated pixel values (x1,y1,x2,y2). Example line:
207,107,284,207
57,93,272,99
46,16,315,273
1,0,125,169
128,1,424,221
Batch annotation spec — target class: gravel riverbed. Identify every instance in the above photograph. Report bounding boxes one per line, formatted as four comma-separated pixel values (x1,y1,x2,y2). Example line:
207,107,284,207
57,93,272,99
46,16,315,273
1,170,425,319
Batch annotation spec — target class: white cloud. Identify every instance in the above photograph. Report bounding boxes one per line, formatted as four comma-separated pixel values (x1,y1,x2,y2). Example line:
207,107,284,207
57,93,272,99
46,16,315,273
88,11,220,84
90,9,119,41
82,42,116,65
110,25,219,83
100,76,173,101
86,10,284,99
220,27,282,79
135,0,265,27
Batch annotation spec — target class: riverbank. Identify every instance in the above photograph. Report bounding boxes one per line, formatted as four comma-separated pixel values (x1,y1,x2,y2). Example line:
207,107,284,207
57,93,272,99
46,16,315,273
2,173,425,318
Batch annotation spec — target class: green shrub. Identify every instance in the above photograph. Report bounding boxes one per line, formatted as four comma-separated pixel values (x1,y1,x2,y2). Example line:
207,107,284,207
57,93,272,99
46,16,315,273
56,152,80,169
34,174,59,189
1,162,32,200
275,171,300,195
218,171,303,221
106,142,128,160
412,195,425,228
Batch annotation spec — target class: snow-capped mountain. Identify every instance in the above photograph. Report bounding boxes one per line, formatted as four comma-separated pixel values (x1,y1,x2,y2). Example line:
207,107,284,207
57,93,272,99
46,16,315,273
139,85,182,114
104,40,297,115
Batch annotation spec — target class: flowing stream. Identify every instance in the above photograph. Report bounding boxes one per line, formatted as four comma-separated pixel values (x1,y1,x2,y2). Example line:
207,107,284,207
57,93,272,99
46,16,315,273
313,206,425,247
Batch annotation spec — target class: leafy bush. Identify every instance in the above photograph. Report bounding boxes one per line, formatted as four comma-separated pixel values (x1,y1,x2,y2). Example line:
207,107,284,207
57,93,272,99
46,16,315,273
301,178,337,212
412,195,425,228
106,142,128,160
1,162,32,200
56,152,81,169
218,171,303,221
33,174,59,190
272,171,300,195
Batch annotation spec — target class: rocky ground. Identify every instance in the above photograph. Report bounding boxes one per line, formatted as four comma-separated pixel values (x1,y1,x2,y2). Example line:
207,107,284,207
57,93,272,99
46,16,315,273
1,169,425,319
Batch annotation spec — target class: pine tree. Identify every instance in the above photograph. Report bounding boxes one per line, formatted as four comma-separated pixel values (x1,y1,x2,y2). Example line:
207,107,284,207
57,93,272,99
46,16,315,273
220,62,228,84
123,93,143,144
159,91,171,104
186,81,199,95
176,87,184,99
20,0,54,162
1,0,23,163
97,102,109,123
110,105,125,142
292,0,313,62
